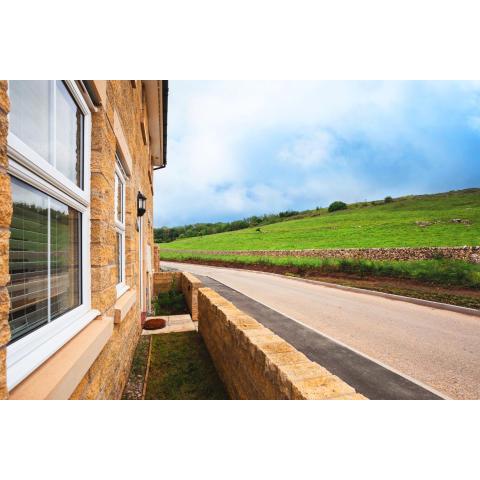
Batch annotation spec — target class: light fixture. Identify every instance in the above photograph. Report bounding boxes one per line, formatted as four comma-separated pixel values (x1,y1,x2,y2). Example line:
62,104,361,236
137,192,147,217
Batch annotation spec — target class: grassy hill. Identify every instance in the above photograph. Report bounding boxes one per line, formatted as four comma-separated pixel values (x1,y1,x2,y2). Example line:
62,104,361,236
161,188,480,250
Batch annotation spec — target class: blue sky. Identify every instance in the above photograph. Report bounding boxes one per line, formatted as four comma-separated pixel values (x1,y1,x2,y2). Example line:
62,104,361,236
153,81,480,227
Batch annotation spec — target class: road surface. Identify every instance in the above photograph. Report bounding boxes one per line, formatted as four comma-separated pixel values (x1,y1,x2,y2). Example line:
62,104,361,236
163,261,480,399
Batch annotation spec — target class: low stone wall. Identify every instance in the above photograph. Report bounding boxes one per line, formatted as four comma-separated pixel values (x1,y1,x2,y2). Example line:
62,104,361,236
153,271,182,296
198,287,365,400
165,246,480,264
181,272,202,321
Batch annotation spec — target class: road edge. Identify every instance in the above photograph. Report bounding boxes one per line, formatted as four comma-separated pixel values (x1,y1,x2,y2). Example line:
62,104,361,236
162,260,480,318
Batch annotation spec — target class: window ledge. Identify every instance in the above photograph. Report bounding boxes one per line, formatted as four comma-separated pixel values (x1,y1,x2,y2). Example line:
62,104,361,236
116,283,130,299
9,315,113,400
114,288,137,324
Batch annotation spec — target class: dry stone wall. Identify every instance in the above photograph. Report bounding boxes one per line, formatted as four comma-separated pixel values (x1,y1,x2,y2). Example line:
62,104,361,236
166,246,480,264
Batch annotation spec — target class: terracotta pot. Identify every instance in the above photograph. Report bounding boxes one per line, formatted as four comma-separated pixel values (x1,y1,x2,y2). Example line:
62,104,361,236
143,317,167,330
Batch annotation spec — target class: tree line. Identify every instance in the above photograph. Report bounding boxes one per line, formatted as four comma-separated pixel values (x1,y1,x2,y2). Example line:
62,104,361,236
154,210,301,243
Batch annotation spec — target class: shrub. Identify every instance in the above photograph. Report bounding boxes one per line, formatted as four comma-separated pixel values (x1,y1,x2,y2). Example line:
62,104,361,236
384,196,393,203
153,278,188,315
328,201,347,212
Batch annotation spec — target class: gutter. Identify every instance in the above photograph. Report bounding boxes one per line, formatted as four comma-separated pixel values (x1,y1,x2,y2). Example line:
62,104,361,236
155,80,169,170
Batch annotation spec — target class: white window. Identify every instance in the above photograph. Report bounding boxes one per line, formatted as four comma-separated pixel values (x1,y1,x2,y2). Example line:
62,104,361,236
6,80,96,390
114,156,127,297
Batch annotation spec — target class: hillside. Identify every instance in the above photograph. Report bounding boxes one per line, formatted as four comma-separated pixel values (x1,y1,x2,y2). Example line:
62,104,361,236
160,189,480,250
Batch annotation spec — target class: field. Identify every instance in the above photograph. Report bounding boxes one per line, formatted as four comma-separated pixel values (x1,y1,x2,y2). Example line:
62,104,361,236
161,189,480,251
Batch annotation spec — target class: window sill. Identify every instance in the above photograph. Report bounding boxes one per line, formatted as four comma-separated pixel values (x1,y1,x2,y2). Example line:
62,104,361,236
116,282,129,299
9,315,113,400
114,288,137,324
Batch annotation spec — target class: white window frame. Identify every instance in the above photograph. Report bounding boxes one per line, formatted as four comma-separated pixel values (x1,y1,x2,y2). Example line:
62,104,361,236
114,156,128,298
5,80,99,391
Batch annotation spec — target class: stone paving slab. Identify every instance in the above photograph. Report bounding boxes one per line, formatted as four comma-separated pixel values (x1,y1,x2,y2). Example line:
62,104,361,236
142,314,196,335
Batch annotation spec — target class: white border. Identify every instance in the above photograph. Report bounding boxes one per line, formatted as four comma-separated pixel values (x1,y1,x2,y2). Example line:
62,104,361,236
6,80,95,390
114,159,127,298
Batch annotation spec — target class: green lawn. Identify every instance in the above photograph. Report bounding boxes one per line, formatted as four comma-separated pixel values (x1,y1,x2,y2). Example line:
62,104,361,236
144,332,229,400
161,189,480,250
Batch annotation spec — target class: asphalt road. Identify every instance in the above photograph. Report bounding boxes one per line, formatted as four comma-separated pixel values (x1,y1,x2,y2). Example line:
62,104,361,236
163,261,480,399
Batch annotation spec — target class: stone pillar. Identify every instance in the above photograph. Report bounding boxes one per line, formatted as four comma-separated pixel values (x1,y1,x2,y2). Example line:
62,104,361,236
0,80,12,399
90,105,117,316
153,245,160,272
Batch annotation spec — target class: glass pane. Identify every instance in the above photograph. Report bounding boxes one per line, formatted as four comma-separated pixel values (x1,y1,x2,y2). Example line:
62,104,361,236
116,231,122,284
8,177,81,343
8,80,84,188
55,81,83,187
116,172,123,223
9,80,52,162
8,178,49,341
50,197,81,321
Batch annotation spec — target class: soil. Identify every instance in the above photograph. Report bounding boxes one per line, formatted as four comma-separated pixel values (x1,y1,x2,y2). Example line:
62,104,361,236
167,258,480,310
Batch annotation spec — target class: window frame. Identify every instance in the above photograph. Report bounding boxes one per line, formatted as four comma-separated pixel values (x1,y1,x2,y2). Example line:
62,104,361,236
6,80,97,391
114,156,128,298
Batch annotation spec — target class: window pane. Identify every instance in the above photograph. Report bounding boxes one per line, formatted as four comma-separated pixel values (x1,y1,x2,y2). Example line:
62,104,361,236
50,197,81,320
55,81,83,187
8,178,49,341
9,80,52,162
8,177,81,343
8,80,84,188
116,172,123,223
116,231,122,284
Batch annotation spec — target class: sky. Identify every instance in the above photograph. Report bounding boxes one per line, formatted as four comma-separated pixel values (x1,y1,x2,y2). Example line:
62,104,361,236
153,81,480,227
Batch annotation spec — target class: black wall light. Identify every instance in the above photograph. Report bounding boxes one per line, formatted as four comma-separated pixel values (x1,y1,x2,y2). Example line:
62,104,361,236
137,192,147,217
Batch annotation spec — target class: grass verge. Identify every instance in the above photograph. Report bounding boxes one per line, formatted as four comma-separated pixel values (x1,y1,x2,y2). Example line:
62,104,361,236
160,251,480,289
160,251,480,309
145,332,229,400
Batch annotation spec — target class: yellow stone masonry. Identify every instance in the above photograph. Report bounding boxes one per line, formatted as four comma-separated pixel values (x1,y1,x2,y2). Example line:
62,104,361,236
197,287,366,400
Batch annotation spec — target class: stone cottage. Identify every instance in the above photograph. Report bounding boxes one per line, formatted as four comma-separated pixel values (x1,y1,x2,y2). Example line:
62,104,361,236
0,80,168,399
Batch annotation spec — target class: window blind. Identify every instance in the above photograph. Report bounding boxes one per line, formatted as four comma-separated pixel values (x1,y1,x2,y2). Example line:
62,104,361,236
8,177,81,343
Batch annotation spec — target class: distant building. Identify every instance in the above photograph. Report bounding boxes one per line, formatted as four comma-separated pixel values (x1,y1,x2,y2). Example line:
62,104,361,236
0,80,168,399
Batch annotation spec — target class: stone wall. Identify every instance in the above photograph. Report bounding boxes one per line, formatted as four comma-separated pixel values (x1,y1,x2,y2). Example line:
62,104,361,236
198,287,365,400
70,81,155,399
1,80,160,399
0,80,11,400
165,246,480,264
180,272,202,321
153,271,182,296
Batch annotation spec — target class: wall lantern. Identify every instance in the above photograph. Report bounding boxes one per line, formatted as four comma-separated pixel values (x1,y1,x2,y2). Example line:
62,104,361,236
137,192,147,217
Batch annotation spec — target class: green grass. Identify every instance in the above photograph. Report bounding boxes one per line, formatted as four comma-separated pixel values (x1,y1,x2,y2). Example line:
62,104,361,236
145,332,229,400
161,189,480,250
160,250,480,289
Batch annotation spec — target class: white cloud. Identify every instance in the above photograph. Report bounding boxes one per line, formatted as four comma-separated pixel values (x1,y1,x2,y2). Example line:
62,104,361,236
154,81,480,226
278,131,336,168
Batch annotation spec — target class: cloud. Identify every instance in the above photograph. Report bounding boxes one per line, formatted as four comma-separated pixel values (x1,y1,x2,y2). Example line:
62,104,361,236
278,131,336,168
154,81,480,226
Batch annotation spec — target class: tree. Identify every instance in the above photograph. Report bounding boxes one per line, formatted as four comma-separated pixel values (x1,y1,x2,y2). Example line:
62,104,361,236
328,201,347,213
